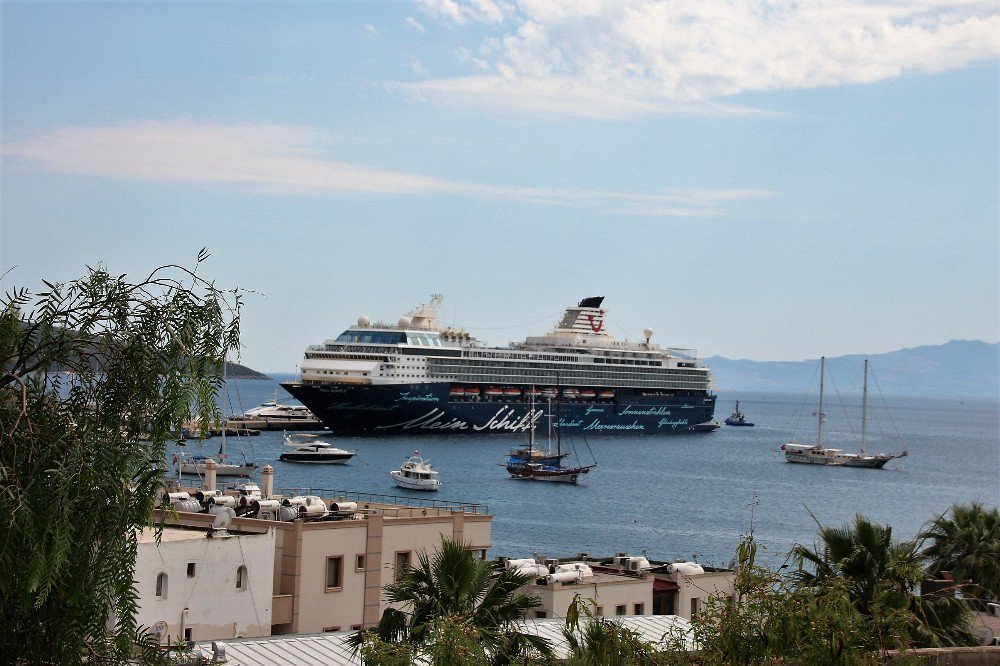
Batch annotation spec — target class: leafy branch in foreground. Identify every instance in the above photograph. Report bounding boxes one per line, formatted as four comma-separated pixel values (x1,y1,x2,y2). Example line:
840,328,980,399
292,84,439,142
0,255,241,664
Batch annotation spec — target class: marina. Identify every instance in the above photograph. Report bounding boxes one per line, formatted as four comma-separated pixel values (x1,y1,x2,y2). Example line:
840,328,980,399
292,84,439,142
169,377,999,569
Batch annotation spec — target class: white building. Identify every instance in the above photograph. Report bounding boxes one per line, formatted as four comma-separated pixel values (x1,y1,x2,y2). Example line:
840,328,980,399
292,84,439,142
133,525,276,645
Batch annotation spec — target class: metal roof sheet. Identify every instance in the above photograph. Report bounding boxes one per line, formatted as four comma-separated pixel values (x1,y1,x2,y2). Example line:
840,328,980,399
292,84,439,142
194,615,694,665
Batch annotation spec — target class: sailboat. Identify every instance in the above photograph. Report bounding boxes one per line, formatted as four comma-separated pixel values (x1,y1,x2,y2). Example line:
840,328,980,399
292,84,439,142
781,357,908,469
175,361,259,477
505,389,595,484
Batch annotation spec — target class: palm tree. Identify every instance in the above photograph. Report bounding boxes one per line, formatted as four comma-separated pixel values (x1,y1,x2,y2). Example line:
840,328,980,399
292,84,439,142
792,514,976,649
350,536,552,664
919,501,1000,601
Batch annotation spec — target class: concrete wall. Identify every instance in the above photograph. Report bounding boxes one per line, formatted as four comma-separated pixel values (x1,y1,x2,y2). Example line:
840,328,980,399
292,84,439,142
282,511,493,634
523,571,653,620
134,527,275,644
665,569,736,621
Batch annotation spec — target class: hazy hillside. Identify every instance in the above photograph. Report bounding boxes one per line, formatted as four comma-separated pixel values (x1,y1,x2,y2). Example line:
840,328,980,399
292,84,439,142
705,340,999,397
225,361,269,380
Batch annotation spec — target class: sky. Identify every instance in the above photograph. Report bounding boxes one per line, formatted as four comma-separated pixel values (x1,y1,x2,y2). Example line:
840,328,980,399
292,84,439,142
2,0,998,373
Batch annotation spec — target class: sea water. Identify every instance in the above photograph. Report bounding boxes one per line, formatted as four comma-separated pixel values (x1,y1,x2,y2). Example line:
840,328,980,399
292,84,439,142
172,376,999,568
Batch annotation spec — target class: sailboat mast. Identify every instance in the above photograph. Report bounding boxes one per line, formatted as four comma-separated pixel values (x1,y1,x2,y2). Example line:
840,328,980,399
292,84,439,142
861,359,869,455
527,389,535,455
817,356,826,447
219,358,227,460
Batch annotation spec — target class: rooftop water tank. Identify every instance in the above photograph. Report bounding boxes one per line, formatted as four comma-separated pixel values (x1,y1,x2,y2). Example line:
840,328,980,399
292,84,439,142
669,562,705,576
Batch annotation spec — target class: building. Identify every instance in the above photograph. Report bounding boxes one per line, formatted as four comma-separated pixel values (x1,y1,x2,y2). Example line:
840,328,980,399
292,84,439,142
646,561,736,620
506,556,653,620
506,552,736,623
156,464,492,640
134,524,276,645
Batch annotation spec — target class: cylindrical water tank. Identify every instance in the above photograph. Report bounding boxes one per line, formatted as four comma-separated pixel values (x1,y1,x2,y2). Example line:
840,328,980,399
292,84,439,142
514,564,549,577
171,498,203,514
163,492,190,504
547,570,582,584
669,562,705,575
250,499,282,519
298,504,327,518
556,563,594,577
506,558,536,569
330,501,357,514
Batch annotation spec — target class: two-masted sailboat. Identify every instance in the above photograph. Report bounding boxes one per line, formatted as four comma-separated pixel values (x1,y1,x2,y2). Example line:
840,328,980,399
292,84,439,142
781,357,908,469
504,390,595,483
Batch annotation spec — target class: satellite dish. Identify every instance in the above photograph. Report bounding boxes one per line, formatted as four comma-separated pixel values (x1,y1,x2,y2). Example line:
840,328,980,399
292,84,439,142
212,507,236,530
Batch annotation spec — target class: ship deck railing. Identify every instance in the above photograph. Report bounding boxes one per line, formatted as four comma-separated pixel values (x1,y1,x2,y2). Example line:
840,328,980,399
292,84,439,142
272,486,490,517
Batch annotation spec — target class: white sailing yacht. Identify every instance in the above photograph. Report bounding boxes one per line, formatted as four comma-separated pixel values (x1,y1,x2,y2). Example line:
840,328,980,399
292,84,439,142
781,357,908,469
175,361,258,477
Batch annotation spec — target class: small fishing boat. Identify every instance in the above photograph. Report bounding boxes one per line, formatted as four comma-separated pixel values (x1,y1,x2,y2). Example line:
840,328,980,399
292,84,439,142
279,433,356,464
391,451,441,491
724,401,754,426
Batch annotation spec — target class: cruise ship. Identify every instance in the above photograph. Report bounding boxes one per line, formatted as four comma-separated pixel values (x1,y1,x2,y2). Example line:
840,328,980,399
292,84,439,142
281,296,717,436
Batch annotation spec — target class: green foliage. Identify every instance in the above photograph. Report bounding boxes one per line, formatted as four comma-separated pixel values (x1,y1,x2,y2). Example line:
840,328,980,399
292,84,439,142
919,501,1000,601
685,536,895,666
792,515,976,650
0,257,241,664
351,536,552,665
563,594,677,665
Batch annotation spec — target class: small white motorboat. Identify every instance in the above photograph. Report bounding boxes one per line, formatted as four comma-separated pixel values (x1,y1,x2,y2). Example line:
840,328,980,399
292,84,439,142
390,451,441,491
279,433,356,464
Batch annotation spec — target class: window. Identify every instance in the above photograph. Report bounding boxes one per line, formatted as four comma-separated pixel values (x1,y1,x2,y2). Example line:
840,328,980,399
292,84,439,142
690,598,700,619
155,572,168,599
535,611,548,619
351,624,363,631
616,604,627,616
183,628,193,643
326,556,344,590
596,606,604,617
356,554,366,572
395,551,410,582
186,562,196,578
236,565,248,591
323,626,341,632
634,603,645,615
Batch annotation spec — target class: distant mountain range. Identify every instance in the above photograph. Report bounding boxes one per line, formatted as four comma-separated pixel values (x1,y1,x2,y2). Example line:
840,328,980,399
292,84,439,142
705,340,999,397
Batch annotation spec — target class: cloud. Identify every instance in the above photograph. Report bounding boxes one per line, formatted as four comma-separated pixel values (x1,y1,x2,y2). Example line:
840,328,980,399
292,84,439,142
1,120,770,217
409,0,1000,118
364,23,380,36
417,0,512,25
405,16,426,33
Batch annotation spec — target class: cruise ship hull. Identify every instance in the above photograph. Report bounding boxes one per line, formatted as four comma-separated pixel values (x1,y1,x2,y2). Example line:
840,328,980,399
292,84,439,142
281,382,716,436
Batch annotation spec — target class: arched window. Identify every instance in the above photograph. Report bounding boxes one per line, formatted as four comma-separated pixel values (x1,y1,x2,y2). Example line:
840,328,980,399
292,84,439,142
236,565,248,591
155,572,168,599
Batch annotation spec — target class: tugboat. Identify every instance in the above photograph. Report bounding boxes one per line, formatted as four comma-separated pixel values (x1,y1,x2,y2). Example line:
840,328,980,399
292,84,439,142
724,401,755,427
391,451,441,491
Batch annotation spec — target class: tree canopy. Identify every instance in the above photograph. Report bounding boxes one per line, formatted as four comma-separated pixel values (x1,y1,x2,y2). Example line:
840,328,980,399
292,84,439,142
0,256,240,663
